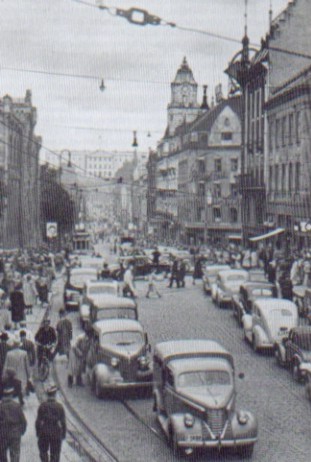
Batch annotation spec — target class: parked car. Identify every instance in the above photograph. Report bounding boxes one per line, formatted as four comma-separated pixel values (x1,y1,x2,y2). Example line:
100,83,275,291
79,280,119,327
243,298,299,353
152,339,258,457
86,318,152,398
300,363,311,400
214,269,249,308
274,326,311,381
202,264,230,297
64,267,98,311
232,282,277,327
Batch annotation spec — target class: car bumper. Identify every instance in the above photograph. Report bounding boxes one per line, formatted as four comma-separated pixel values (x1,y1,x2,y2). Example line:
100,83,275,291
99,370,153,389
178,436,257,449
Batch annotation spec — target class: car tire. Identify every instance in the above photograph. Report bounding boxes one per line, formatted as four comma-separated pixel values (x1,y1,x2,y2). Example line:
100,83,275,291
305,384,311,401
275,348,285,367
252,334,260,353
169,427,181,457
95,378,103,399
237,444,254,458
292,360,302,383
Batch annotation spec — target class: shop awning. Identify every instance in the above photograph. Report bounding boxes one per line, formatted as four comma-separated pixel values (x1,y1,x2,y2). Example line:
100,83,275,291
228,234,242,240
249,227,285,243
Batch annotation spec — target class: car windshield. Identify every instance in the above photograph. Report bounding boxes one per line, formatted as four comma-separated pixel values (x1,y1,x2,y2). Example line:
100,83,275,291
296,333,311,350
251,288,273,297
89,286,117,295
225,274,246,282
101,331,143,346
178,370,231,388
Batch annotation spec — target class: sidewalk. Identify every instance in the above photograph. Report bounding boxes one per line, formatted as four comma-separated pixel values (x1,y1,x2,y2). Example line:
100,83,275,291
18,279,80,461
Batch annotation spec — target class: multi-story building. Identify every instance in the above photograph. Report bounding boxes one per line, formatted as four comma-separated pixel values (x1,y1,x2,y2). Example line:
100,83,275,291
0,91,41,249
226,0,311,248
177,96,242,244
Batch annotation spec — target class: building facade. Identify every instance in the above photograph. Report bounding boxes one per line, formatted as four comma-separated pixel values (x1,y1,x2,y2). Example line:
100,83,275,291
0,91,41,249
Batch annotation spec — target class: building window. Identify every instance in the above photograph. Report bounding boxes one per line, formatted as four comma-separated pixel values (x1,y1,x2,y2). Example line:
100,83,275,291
213,207,221,222
198,182,205,196
197,159,206,173
296,111,300,144
275,119,280,148
200,133,208,145
269,165,273,192
274,165,279,192
230,184,238,198
213,183,221,198
282,116,287,147
230,208,238,223
281,164,286,194
295,162,300,192
214,158,222,173
268,119,274,152
221,132,232,141
288,113,294,145
288,163,293,192
230,158,238,172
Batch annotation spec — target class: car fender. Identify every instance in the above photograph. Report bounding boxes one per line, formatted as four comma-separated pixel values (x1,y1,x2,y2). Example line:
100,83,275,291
253,324,268,347
169,413,202,437
242,313,252,331
231,410,258,439
93,363,122,385
275,341,286,362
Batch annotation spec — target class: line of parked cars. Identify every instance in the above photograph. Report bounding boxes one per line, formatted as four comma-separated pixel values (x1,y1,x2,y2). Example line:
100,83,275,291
202,262,311,402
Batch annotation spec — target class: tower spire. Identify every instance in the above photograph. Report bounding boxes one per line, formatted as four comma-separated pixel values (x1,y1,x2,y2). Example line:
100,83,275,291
201,85,209,110
244,0,248,36
269,0,273,29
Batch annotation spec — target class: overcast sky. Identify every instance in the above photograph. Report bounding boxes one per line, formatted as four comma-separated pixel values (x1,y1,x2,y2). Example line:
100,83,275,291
0,0,288,159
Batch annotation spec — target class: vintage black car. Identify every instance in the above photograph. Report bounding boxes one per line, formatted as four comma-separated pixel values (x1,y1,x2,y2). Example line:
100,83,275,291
152,339,258,457
232,281,277,326
275,326,311,381
111,255,170,279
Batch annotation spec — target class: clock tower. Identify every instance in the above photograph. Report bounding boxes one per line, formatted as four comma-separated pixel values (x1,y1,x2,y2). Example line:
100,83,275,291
167,57,201,136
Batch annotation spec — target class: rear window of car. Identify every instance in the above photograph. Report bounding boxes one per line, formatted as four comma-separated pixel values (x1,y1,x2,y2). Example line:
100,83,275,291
269,308,293,317
89,286,117,295
251,288,273,297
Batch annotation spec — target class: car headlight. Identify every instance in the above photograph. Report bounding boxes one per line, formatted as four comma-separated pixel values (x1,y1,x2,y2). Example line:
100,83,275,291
138,356,149,369
184,413,195,428
237,411,249,425
110,357,120,368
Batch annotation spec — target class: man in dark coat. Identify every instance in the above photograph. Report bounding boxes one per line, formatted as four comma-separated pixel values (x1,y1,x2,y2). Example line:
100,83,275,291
55,309,72,359
168,258,180,288
9,283,25,329
35,385,66,462
0,386,27,462
20,330,36,367
0,332,10,386
35,319,57,367
0,368,24,406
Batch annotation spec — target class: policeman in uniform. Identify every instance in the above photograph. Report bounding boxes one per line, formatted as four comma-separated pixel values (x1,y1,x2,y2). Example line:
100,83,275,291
35,385,66,462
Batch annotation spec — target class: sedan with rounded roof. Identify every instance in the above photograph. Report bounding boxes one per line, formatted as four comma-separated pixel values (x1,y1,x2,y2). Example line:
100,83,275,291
202,264,230,298
214,269,249,308
64,267,98,311
243,298,299,353
86,318,152,398
152,339,257,457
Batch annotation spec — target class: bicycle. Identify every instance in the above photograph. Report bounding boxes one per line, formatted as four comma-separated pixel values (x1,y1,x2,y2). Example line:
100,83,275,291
36,344,55,382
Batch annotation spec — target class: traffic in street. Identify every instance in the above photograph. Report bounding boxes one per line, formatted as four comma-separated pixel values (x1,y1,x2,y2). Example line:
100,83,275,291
44,242,311,462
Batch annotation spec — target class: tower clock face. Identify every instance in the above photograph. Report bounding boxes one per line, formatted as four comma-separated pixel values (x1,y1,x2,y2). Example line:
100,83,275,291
182,85,190,95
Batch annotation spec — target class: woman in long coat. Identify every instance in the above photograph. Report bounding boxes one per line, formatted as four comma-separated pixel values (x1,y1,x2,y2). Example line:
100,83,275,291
23,274,38,314
10,283,25,329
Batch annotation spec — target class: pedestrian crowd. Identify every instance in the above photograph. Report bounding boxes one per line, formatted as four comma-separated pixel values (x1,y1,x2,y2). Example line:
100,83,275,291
0,248,71,462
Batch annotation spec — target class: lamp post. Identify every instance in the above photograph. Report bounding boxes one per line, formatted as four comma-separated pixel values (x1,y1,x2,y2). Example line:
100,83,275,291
59,149,72,176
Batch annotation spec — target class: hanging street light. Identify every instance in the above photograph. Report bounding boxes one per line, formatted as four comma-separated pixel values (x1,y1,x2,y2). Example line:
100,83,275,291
99,79,105,91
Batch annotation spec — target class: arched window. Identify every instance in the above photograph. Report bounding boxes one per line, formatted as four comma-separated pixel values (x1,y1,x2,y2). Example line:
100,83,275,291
230,208,238,223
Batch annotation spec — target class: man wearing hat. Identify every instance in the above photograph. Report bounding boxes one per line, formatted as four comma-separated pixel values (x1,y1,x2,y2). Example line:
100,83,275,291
55,309,72,360
0,332,10,388
0,386,27,462
35,385,66,462
3,338,30,398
